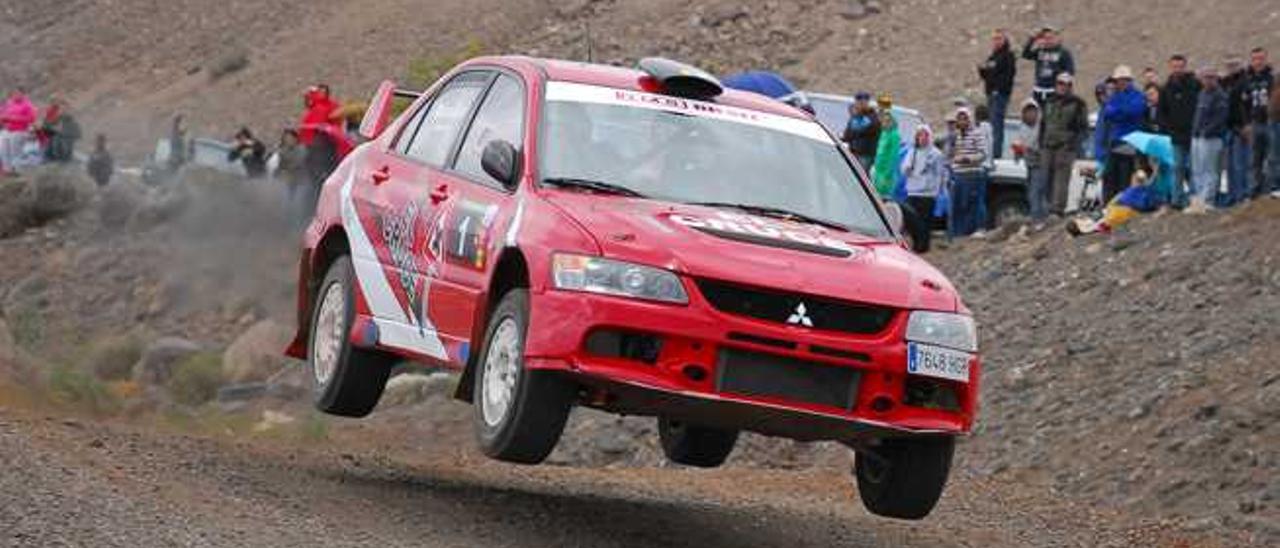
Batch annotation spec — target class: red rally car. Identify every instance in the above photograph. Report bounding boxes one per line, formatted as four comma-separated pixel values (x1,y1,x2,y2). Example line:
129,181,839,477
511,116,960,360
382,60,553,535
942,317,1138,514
286,56,981,520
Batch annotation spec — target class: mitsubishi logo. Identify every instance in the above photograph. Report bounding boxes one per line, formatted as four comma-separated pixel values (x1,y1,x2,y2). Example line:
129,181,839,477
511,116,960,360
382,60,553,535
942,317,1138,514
787,302,814,327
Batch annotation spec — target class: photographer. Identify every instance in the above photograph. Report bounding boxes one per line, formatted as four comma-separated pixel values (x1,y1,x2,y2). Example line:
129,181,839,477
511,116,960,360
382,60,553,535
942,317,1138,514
1022,26,1076,106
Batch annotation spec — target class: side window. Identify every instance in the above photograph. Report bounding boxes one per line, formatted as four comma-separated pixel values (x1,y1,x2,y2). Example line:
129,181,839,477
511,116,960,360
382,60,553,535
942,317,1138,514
454,75,525,184
403,72,489,166
393,100,431,155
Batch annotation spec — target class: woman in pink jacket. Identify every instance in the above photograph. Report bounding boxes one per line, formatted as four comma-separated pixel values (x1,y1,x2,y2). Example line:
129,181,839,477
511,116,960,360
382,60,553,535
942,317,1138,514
0,89,38,174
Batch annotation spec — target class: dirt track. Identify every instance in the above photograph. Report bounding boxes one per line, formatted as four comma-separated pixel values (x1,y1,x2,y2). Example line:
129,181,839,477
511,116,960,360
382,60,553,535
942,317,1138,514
0,407,1229,548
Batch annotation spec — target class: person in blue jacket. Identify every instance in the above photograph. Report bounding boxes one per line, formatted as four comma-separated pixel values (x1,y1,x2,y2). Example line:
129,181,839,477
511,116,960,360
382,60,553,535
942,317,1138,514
1098,65,1148,203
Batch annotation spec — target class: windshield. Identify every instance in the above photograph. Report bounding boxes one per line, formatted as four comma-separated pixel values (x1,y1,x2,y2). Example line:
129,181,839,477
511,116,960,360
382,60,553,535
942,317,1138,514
539,82,892,239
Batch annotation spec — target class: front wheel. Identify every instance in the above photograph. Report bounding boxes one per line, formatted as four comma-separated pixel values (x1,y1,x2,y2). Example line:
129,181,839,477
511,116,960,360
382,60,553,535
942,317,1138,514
853,436,954,520
472,289,575,464
308,256,395,417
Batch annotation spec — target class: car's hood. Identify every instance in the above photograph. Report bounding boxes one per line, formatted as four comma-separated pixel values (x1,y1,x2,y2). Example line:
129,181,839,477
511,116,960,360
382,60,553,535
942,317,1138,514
543,193,960,312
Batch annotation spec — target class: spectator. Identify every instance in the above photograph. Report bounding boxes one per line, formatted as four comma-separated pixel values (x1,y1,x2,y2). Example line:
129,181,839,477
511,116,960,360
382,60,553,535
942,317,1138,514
228,127,267,178
1067,165,1160,236
272,129,308,218
1143,84,1161,133
86,134,114,187
1142,67,1161,89
1158,54,1200,208
872,94,901,196
947,107,989,237
1098,65,1147,203
1039,72,1089,216
1022,25,1075,105
1241,48,1274,198
1011,99,1045,222
1268,87,1280,198
1222,58,1250,206
899,125,945,250
38,98,81,163
978,29,1016,159
841,91,881,170
974,104,995,169
299,84,342,146
0,88,38,175
168,114,189,172
1188,66,1229,213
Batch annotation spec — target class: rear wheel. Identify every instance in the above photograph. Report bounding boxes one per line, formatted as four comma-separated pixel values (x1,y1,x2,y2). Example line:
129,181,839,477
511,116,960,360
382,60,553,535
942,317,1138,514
658,417,739,468
308,256,395,417
853,436,955,520
472,289,575,464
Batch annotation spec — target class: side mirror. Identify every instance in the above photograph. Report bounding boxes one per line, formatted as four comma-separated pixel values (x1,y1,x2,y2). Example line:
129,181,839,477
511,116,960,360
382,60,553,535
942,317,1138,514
358,80,396,140
481,140,521,190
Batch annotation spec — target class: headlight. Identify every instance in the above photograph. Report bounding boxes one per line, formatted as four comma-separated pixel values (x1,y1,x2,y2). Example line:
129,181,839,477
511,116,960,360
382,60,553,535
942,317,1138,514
551,254,688,304
905,311,977,352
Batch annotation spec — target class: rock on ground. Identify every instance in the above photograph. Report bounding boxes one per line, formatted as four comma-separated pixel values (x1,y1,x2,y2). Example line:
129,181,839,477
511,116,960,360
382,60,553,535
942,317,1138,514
132,337,202,386
222,320,292,384
379,372,455,408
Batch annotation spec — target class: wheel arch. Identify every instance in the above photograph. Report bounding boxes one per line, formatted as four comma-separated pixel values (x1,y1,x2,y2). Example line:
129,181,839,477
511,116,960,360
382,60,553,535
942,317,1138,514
454,246,530,402
288,225,351,358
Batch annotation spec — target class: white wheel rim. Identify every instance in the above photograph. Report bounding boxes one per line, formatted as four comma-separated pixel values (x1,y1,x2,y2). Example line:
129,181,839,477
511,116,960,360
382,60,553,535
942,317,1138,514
312,281,346,386
481,317,521,427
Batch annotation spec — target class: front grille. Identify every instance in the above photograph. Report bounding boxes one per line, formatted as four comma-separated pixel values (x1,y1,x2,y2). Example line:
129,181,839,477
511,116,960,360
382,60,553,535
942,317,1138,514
716,347,860,410
696,279,895,335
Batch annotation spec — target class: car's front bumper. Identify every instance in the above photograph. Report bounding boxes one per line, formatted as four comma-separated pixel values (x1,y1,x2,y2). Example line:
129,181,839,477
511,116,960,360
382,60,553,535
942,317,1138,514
523,285,980,443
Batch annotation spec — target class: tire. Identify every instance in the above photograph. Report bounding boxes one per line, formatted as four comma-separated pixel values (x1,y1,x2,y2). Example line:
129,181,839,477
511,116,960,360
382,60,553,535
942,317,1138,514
472,289,574,464
854,436,955,520
307,255,394,417
658,417,738,468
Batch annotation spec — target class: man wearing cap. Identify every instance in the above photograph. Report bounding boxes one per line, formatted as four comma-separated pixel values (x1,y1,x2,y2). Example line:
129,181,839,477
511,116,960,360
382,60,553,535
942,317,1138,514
1038,72,1089,216
1189,66,1230,213
1158,54,1200,208
1022,26,1075,106
1098,65,1148,203
841,91,881,171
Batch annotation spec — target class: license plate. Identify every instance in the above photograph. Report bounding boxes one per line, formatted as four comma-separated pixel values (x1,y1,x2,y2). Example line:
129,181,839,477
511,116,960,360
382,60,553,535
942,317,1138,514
907,342,971,383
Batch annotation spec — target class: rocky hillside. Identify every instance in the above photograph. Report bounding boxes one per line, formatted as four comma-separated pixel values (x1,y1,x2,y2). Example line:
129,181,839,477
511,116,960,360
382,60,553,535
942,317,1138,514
3,0,1277,160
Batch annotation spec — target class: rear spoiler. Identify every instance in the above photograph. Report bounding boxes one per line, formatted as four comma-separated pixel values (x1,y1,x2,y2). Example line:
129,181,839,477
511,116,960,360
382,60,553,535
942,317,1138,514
361,81,422,139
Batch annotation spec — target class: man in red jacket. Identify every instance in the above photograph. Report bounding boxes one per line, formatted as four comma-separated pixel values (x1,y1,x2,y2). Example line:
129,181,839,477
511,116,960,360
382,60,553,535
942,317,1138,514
298,84,341,146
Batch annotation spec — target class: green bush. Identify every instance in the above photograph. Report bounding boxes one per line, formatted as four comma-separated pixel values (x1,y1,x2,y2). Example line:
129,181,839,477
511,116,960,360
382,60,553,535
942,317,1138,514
167,352,223,406
10,305,43,349
86,334,145,381
47,364,119,415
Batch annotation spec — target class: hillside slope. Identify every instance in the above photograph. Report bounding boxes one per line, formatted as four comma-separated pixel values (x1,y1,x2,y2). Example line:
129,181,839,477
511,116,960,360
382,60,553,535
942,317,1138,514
3,0,1277,159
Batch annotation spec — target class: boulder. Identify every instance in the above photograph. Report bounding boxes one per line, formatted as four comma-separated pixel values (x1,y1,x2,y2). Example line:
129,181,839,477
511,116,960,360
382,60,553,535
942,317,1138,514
0,167,93,238
222,320,292,384
379,372,455,408
132,337,202,386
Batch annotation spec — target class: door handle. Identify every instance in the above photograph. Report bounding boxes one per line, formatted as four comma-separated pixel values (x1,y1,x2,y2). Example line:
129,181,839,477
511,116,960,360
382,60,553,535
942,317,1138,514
371,165,391,185
430,184,450,204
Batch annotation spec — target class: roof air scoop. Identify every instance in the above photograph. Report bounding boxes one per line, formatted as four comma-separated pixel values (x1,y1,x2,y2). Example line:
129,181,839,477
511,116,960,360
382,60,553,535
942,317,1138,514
637,57,723,100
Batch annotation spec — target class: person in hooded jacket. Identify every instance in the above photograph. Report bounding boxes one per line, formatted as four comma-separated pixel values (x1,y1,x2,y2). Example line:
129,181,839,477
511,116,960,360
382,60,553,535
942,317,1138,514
1158,55,1200,208
0,89,37,175
978,29,1016,159
871,94,901,197
1098,65,1148,203
1188,66,1230,213
900,124,945,250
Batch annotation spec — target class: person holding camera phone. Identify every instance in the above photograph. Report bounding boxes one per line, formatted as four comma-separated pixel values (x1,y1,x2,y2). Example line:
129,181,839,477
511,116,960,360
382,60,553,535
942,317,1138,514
1022,25,1076,106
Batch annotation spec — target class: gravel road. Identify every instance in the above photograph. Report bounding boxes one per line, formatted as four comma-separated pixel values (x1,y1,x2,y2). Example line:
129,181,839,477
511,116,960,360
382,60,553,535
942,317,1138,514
0,407,1234,548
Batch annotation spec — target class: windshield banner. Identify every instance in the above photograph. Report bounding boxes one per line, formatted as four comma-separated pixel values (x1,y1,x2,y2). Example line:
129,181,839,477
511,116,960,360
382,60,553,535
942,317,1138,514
545,81,830,143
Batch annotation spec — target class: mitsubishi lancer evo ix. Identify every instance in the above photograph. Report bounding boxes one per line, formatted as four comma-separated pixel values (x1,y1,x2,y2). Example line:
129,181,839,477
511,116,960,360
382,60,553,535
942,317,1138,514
285,56,981,520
